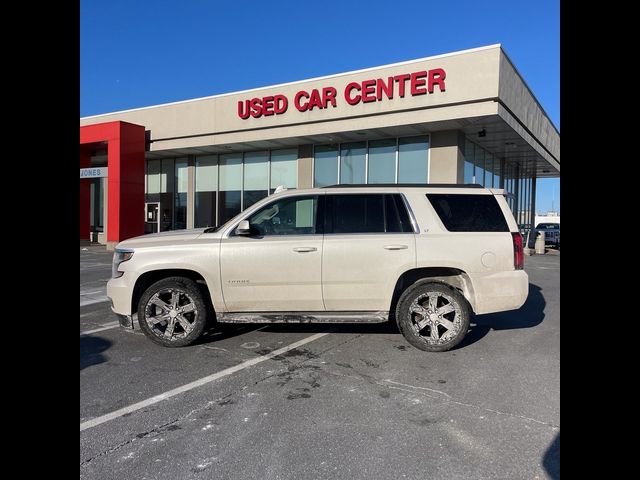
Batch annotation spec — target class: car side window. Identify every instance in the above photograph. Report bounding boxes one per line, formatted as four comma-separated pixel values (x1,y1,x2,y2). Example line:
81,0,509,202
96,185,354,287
385,194,414,233
325,194,413,234
426,193,509,232
247,196,318,236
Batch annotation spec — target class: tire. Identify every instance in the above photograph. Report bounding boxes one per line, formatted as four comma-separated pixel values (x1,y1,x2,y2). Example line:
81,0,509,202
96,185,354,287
137,277,210,347
395,281,471,352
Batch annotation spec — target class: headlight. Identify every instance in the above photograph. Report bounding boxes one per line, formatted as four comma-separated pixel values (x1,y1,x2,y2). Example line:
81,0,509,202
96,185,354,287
112,249,134,278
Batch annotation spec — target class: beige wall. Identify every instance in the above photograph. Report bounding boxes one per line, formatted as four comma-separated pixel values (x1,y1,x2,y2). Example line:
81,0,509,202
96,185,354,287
428,130,465,183
80,45,559,183
81,46,502,151
297,145,313,188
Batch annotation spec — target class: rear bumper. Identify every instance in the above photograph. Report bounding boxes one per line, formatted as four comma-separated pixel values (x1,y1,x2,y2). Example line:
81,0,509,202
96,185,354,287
469,270,529,315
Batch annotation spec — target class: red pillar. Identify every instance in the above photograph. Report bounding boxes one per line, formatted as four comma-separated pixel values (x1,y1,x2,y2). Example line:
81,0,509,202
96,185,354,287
80,121,146,245
80,148,91,240
107,123,146,243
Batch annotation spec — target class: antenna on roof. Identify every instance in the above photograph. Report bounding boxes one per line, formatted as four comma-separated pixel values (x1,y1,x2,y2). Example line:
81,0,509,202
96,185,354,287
274,185,287,193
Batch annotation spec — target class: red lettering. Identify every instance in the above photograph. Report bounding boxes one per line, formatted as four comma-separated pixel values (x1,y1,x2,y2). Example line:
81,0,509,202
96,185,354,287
428,68,446,93
294,90,309,111
344,82,361,105
274,94,288,114
411,71,427,96
262,96,275,116
250,98,262,118
322,87,337,108
237,100,250,119
361,80,376,103
307,89,323,110
377,77,393,100
394,74,410,97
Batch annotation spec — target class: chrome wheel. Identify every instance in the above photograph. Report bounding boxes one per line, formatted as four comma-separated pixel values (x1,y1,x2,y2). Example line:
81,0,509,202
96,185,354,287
408,291,462,346
144,288,199,341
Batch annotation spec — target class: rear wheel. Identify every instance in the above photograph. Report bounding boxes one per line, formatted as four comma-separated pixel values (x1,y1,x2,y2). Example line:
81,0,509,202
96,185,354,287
396,282,470,352
138,277,210,347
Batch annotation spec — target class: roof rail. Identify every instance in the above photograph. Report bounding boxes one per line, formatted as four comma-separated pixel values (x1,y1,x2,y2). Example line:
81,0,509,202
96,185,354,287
320,183,483,189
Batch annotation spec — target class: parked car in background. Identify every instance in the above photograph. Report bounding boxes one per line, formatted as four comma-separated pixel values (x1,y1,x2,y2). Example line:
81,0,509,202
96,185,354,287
534,222,560,248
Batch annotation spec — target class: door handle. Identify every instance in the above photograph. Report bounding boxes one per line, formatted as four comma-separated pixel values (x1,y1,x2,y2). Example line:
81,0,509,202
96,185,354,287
383,245,408,250
293,247,317,253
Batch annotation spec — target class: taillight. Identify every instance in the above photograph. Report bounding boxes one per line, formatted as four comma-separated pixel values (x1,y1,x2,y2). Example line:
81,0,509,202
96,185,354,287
512,232,524,270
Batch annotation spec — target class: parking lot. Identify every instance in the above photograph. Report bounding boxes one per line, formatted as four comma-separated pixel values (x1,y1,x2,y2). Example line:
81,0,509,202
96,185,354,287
80,246,559,480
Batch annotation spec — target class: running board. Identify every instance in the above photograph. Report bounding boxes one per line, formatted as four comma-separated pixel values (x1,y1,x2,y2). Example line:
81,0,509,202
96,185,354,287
217,311,389,323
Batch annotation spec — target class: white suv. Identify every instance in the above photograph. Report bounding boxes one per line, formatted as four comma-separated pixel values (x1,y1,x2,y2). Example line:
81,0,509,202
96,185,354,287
107,185,528,352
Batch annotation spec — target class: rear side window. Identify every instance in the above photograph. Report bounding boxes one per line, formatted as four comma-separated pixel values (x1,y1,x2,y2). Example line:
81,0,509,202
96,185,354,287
426,194,509,232
325,194,414,233
385,194,413,233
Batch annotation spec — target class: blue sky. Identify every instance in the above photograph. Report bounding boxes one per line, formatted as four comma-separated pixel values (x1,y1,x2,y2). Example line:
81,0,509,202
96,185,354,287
80,0,559,214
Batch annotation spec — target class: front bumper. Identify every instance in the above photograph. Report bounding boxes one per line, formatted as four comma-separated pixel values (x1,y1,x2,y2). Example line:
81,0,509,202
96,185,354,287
107,274,136,315
107,274,138,330
114,311,135,330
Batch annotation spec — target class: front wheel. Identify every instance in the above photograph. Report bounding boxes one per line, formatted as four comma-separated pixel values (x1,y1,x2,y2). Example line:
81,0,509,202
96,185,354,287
138,277,210,347
396,282,471,352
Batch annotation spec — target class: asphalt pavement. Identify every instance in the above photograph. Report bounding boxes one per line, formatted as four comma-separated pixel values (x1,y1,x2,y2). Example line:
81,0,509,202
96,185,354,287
80,246,559,480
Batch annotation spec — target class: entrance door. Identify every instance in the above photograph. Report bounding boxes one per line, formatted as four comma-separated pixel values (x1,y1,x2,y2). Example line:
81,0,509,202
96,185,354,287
220,194,324,312
145,202,160,234
89,177,105,241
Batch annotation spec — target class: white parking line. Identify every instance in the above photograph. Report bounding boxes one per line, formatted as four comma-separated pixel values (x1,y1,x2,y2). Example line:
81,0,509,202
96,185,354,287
80,296,110,307
80,322,120,336
80,330,331,432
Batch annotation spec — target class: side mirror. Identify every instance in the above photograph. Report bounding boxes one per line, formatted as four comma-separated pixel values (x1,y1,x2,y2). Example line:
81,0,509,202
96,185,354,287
236,220,252,236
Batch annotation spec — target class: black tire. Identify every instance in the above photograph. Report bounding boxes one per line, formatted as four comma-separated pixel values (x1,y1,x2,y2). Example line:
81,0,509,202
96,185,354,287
138,276,211,347
395,281,471,352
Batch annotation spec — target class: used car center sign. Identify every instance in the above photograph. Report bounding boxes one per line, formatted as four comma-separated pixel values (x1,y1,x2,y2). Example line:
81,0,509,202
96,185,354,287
237,68,446,119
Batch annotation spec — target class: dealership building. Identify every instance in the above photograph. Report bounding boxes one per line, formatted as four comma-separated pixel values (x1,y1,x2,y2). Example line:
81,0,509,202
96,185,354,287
80,44,559,248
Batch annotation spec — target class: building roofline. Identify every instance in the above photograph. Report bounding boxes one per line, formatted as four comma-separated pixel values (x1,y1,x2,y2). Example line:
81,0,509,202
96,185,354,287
498,46,560,135
80,44,501,120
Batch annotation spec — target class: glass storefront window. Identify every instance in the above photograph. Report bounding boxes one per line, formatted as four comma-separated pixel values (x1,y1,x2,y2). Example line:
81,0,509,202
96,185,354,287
493,157,502,189
485,153,494,188
161,158,174,193
147,159,160,194
367,139,396,183
195,155,218,228
270,148,297,192
398,136,428,183
219,153,242,224
464,140,474,184
159,159,174,231
474,148,485,187
244,151,269,209
314,145,338,187
340,142,366,184
174,159,188,230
